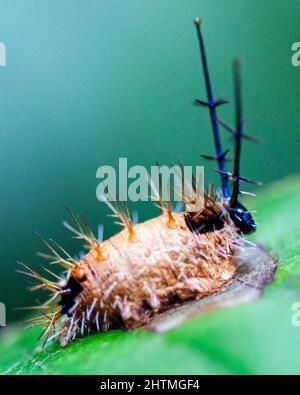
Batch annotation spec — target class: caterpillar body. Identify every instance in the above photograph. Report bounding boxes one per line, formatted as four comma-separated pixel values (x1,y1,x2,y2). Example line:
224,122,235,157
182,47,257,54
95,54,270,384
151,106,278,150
20,19,275,347
59,210,239,345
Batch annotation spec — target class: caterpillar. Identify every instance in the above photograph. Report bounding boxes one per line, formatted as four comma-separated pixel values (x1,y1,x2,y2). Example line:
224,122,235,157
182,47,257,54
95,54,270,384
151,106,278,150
19,19,276,347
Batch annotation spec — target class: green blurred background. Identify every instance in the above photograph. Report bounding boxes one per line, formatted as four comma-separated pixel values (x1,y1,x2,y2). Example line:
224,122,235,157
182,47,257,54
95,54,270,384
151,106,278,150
1,0,300,323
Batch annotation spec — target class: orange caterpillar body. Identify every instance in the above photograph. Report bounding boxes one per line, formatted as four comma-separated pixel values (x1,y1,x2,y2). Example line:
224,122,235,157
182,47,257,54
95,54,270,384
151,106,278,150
57,211,239,345
20,199,242,347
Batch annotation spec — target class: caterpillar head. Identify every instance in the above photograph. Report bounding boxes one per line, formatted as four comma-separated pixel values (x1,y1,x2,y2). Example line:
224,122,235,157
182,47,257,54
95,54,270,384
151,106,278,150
228,202,256,235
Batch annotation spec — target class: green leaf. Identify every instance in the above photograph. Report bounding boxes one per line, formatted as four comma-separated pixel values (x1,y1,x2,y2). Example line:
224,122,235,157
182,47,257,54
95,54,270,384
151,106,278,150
1,175,300,374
